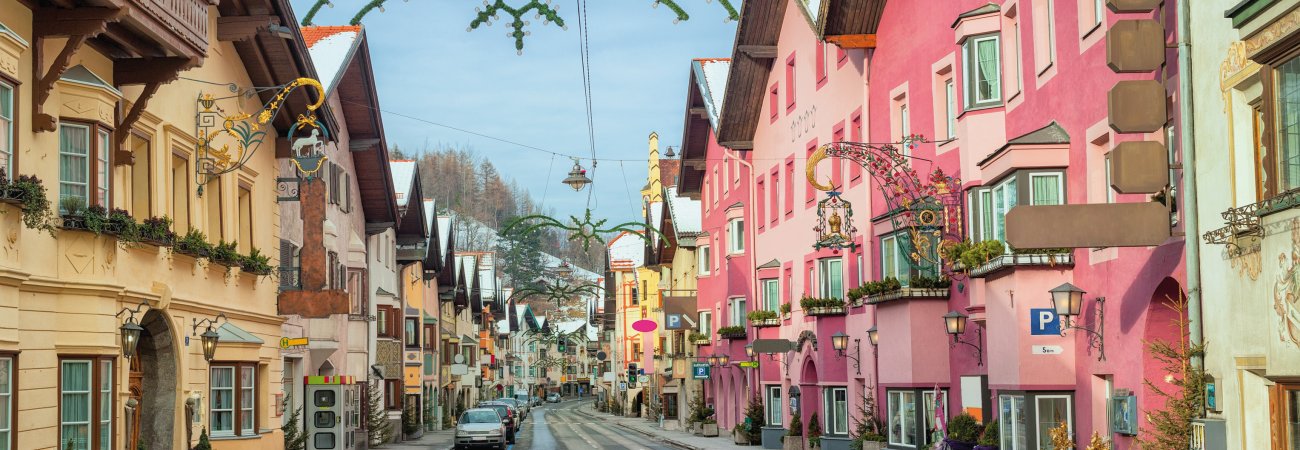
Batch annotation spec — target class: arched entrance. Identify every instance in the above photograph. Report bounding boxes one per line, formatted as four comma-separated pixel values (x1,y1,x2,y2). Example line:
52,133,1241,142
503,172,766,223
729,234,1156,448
1141,277,1186,419
129,309,178,450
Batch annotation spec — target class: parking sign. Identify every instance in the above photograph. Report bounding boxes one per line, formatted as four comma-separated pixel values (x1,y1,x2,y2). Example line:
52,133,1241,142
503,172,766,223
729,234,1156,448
1030,308,1061,335
692,362,710,379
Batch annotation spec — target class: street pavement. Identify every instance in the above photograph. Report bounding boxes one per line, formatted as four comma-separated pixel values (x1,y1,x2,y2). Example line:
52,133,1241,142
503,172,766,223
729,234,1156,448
431,398,690,450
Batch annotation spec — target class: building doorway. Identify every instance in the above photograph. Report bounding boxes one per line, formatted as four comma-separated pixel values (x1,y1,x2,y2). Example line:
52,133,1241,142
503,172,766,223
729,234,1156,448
129,309,179,450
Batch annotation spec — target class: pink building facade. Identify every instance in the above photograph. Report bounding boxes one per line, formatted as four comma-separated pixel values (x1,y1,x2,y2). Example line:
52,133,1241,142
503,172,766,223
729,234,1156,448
691,1,1189,449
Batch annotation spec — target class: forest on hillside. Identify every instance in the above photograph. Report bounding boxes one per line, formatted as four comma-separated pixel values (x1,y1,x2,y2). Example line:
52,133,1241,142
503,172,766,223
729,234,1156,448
392,145,608,277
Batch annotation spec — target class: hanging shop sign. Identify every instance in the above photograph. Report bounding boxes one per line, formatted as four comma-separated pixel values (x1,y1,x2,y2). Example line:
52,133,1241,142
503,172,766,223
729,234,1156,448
691,363,710,380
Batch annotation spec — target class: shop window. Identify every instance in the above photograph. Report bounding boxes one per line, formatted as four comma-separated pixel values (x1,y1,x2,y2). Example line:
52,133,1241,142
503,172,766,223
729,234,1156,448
59,123,113,210
206,179,223,240
1035,396,1072,449
823,387,849,435
817,258,843,299
767,385,782,426
924,390,949,438
237,185,252,253
698,244,711,275
888,390,918,447
0,80,12,179
999,392,1072,450
60,357,114,450
1001,394,1028,450
963,34,1003,109
761,279,780,312
129,134,151,217
728,218,745,254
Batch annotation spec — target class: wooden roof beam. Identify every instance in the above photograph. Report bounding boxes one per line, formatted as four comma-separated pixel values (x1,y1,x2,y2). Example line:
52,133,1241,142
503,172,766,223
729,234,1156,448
218,15,280,42
738,45,777,59
825,34,876,49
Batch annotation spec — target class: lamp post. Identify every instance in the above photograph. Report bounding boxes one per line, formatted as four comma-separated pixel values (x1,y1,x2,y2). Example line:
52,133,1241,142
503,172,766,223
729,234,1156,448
830,332,862,374
1049,282,1106,361
115,300,151,359
942,311,984,366
562,159,592,192
191,313,228,362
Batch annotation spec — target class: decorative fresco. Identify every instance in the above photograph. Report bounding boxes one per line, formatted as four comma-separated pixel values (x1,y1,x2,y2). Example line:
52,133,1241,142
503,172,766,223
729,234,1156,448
1274,218,1300,347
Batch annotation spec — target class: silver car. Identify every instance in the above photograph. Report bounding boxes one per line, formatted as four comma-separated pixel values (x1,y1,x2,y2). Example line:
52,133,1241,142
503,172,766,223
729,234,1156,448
454,408,508,450
497,397,529,419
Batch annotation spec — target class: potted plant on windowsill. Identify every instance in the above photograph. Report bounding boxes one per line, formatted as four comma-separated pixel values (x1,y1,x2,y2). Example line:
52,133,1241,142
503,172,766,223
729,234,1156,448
780,302,792,320
140,216,175,246
211,240,241,267
174,229,213,259
7,175,58,235
241,248,274,276
974,419,999,450
801,297,846,316
718,325,747,340
107,208,142,246
749,310,780,327
943,413,981,450
58,196,90,230
690,332,711,345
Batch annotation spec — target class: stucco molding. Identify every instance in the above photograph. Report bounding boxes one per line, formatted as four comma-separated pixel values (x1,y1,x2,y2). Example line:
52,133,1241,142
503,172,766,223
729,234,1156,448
1244,5,1300,58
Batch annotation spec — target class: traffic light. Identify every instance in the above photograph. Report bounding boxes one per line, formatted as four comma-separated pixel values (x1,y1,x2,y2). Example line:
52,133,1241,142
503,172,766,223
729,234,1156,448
627,363,638,388
558,340,567,352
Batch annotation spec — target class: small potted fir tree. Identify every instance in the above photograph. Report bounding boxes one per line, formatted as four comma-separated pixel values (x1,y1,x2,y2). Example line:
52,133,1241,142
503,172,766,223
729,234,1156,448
943,413,982,450
784,411,804,450
974,419,999,450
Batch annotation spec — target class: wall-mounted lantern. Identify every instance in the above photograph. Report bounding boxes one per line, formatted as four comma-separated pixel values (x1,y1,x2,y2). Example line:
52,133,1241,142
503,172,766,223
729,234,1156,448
116,300,150,359
830,331,862,374
943,311,984,366
1049,282,1106,361
191,313,228,362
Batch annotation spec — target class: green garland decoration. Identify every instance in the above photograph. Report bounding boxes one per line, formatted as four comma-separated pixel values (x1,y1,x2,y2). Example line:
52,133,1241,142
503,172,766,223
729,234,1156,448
301,0,332,26
508,282,606,307
468,0,567,55
502,208,667,252
350,0,406,25
654,0,741,22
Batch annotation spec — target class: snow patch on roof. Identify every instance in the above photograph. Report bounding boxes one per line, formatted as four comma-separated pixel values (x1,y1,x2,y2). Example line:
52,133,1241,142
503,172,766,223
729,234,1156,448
304,27,360,94
496,319,509,335
607,232,646,268
389,160,416,207
665,187,702,236
695,59,730,130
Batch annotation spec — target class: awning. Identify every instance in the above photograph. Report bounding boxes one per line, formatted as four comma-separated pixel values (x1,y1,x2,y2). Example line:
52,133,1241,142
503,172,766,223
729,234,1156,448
663,296,697,330
218,323,265,344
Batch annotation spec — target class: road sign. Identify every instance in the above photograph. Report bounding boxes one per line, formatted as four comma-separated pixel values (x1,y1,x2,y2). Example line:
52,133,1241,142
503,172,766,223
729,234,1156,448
691,362,710,380
737,361,759,369
637,374,649,383
1032,345,1064,355
597,351,607,361
279,337,308,349
665,314,683,329
618,382,627,391
1029,308,1061,335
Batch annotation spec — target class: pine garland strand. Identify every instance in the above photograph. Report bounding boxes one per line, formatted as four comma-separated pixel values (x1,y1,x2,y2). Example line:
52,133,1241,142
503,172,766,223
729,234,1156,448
468,0,567,54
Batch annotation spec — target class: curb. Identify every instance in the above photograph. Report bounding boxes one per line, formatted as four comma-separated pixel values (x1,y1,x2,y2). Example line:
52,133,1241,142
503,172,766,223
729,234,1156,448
570,406,701,450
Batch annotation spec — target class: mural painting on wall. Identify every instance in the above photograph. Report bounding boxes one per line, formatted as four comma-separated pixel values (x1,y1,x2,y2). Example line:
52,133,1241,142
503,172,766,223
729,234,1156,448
1274,218,1300,346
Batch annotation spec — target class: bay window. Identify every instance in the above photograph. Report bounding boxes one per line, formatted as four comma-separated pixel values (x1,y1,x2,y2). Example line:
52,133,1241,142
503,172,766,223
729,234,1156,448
59,123,113,210
817,258,843,299
881,234,905,283
823,387,849,436
963,34,1003,109
762,278,780,312
211,363,258,437
767,385,782,426
1276,56,1300,192
60,357,114,450
1029,173,1064,205
968,171,1065,245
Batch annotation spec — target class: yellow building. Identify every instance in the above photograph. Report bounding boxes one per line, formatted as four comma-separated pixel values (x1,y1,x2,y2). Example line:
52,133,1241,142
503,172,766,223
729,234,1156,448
0,1,330,449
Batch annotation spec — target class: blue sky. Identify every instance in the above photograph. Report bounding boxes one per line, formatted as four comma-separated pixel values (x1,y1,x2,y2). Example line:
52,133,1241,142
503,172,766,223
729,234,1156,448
290,1,738,224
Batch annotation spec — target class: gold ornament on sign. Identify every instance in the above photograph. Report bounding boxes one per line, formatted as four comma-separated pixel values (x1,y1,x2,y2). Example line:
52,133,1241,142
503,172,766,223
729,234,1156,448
196,78,326,191
806,146,836,192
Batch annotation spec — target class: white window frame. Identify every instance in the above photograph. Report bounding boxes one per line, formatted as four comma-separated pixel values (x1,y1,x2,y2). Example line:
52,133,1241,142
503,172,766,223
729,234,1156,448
210,366,236,436
239,366,255,435
1093,0,1105,28
698,310,712,337
881,234,909,283
96,129,109,207
817,257,843,299
59,123,92,209
824,386,849,436
923,389,948,440
964,34,1003,108
1104,155,1115,203
762,278,780,312
698,245,711,275
0,81,12,180
727,219,745,254
900,103,910,140
0,356,9,449
1035,395,1073,450
1000,394,1028,450
1028,172,1065,206
945,79,957,139
766,385,782,426
728,297,746,327
888,390,918,447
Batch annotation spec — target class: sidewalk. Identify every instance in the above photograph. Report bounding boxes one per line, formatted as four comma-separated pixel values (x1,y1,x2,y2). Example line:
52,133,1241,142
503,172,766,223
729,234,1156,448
385,429,456,450
572,406,754,450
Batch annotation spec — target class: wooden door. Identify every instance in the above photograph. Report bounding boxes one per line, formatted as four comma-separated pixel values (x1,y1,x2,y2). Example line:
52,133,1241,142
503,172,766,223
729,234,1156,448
128,357,143,450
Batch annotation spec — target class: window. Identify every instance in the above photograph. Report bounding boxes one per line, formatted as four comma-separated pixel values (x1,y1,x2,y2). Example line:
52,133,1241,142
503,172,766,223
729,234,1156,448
900,104,910,140
210,364,257,436
697,244,711,275
1030,173,1064,205
766,386,782,426
850,112,863,181
172,154,191,233
1271,384,1300,448
924,390,949,439
1012,17,1024,94
729,297,746,327
528,366,536,377
129,134,150,217
234,185,252,252
832,124,845,188
888,390,918,447
769,83,780,121
770,168,781,224
756,179,766,226
945,79,957,139
206,181,223,240
0,81,13,179
1001,394,1028,450
762,279,780,312
698,310,712,337
963,34,1002,109
1033,0,1057,74
824,387,848,435
881,234,906,282
1276,57,1300,191
786,53,796,110
384,379,401,410
785,160,795,215
1035,396,1072,450
728,218,745,253
405,318,419,347
60,357,114,450
816,41,829,86
817,258,843,299
377,307,392,337
0,355,11,450
59,123,108,210
973,177,1019,242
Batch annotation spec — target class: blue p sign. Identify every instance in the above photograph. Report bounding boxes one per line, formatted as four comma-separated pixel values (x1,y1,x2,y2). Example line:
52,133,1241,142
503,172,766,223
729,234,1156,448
1030,308,1061,335
666,314,682,329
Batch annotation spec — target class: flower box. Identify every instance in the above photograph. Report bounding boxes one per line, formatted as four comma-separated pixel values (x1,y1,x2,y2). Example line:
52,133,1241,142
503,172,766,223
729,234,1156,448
0,186,24,205
173,240,211,259
750,317,780,327
865,287,950,304
693,338,712,346
718,328,747,340
805,305,846,316
970,253,1074,278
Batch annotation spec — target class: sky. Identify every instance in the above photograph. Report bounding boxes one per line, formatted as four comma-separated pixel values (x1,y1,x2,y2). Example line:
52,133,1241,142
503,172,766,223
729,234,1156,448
290,1,739,225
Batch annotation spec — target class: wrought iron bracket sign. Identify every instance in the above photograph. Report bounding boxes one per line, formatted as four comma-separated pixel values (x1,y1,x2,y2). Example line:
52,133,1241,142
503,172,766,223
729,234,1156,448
195,78,326,194
276,177,301,202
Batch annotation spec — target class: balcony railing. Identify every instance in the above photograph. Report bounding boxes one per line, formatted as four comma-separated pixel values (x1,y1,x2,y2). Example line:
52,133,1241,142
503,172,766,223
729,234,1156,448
864,287,950,304
279,266,301,291
970,253,1074,278
134,0,210,55
1189,421,1205,450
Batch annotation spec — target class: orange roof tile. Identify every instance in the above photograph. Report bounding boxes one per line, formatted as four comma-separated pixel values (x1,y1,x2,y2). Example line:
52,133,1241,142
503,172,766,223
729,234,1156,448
302,25,362,47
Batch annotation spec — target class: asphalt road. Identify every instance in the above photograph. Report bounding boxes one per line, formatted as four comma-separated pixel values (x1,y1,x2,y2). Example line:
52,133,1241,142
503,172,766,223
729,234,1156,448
489,399,678,450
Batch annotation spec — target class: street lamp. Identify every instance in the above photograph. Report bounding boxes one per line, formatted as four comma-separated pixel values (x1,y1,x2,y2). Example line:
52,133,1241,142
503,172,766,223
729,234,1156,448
115,300,150,359
562,159,592,192
745,344,754,359
708,354,719,367
1048,282,1106,361
191,313,228,362
942,311,984,366
718,354,730,367
830,331,862,374
866,326,878,347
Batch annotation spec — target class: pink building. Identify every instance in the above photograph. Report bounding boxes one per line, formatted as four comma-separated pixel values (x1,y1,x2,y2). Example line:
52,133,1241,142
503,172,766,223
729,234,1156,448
703,1,1188,449
677,57,759,434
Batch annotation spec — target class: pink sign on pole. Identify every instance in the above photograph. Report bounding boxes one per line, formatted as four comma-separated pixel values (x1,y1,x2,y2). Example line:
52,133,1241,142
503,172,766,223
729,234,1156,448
632,319,658,333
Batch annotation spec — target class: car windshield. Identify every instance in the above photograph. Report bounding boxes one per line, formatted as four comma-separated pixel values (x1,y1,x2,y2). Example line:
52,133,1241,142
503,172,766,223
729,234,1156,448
461,410,500,424
481,405,509,416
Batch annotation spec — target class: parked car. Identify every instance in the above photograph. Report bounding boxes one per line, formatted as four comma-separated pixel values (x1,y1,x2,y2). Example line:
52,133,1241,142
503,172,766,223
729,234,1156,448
454,408,509,450
497,397,529,419
531,395,542,406
546,392,561,403
478,401,520,439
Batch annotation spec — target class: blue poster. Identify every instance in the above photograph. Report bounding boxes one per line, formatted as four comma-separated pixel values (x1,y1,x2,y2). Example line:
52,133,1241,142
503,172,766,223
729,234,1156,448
1030,308,1061,335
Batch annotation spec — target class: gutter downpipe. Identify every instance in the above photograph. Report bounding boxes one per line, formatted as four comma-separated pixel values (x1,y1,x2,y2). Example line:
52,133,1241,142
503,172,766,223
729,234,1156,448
1175,0,1203,372
727,146,760,402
